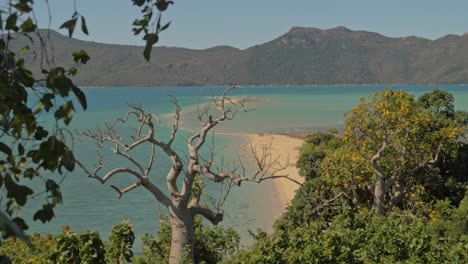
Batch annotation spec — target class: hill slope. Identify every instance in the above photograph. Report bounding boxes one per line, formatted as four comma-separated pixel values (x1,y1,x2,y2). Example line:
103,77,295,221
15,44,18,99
9,27,468,86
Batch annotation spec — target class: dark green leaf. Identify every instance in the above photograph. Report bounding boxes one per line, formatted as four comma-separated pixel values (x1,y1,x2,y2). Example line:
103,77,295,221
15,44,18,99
143,33,158,61
12,217,28,231
71,84,87,110
33,126,49,140
59,17,78,38
33,204,54,223
40,94,54,112
18,144,24,156
46,67,73,96
132,0,146,7
13,2,32,13
45,179,62,204
156,0,174,11
61,149,75,171
5,175,33,206
81,16,88,35
20,17,36,32
6,13,18,31
54,101,76,125
160,21,171,32
24,168,37,179
0,142,12,155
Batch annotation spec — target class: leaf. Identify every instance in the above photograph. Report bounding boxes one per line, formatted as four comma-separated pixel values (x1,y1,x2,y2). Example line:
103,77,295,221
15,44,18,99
40,94,55,112
12,217,29,231
46,67,73,96
81,16,88,35
132,0,146,6
18,45,30,55
20,17,36,32
46,179,63,203
61,149,75,171
33,204,55,223
6,13,18,31
72,49,90,64
18,143,24,156
59,17,78,38
13,2,32,13
71,84,87,110
156,0,174,11
5,175,34,206
160,21,171,32
24,168,37,179
143,33,158,61
0,142,12,155
33,126,49,140
55,101,76,125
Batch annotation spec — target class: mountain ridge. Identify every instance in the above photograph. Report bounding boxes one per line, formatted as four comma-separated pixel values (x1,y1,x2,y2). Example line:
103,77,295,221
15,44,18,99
9,27,468,86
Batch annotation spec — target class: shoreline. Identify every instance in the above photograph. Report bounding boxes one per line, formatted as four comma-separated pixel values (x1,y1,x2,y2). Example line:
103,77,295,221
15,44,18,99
241,133,305,215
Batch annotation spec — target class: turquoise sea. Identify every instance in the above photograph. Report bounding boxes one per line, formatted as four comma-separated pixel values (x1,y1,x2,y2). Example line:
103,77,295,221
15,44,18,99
23,85,468,249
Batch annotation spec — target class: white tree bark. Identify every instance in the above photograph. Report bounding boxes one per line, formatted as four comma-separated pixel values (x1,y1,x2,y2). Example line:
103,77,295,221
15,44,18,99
76,87,299,263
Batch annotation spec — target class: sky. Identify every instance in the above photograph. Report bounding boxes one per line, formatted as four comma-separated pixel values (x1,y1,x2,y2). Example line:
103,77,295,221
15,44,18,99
32,0,468,50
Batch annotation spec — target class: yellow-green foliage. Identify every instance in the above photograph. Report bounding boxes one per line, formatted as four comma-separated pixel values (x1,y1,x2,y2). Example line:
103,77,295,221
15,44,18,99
0,233,55,263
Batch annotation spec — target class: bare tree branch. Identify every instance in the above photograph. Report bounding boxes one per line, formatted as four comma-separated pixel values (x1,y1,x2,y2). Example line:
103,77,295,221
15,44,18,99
190,205,223,225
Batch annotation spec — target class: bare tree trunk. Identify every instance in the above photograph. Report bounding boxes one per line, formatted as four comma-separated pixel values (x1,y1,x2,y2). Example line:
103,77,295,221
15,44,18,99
373,178,386,215
168,206,194,264
77,88,297,264
388,181,404,211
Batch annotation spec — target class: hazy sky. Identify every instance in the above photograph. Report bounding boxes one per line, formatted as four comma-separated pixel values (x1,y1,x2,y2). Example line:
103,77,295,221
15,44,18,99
32,0,468,49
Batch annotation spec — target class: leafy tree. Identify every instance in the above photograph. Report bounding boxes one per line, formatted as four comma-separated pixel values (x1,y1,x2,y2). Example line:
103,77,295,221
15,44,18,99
418,88,455,120
226,89,468,264
0,0,89,239
226,186,468,264
106,220,135,264
296,130,342,181
322,90,462,214
51,226,106,264
0,0,174,241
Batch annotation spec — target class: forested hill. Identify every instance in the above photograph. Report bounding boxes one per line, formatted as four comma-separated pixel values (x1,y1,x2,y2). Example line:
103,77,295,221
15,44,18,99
11,27,468,86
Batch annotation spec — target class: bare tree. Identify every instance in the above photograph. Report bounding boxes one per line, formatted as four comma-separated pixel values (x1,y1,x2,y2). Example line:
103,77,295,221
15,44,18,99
76,87,299,264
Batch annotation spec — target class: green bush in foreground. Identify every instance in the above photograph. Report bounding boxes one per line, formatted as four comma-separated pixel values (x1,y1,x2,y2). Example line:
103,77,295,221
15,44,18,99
135,215,240,264
225,191,468,264
0,217,239,264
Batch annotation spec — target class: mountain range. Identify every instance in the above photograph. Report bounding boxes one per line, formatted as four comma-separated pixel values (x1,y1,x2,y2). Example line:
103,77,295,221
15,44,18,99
10,27,468,86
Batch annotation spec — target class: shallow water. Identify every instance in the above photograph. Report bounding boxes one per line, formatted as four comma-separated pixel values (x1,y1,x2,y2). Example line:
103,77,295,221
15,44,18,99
22,85,468,250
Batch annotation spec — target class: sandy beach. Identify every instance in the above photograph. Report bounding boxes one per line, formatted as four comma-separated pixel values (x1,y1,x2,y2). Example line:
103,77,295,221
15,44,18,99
244,133,305,213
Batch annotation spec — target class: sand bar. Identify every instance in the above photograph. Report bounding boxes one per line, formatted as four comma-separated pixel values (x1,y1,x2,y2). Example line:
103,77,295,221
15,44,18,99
245,133,305,212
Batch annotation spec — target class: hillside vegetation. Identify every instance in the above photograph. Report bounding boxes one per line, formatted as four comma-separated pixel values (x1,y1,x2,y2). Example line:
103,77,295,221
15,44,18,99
10,27,468,86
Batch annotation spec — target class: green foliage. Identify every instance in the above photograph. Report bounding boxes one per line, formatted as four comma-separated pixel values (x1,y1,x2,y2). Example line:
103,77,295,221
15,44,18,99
107,220,135,264
418,88,455,120
227,192,468,264
320,90,463,212
0,0,172,243
131,0,173,61
0,233,55,264
0,226,109,264
50,226,106,264
0,0,90,239
297,131,342,181
227,89,468,264
135,215,240,264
